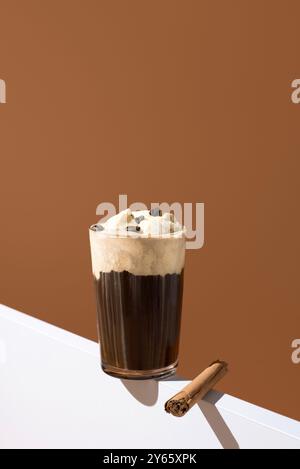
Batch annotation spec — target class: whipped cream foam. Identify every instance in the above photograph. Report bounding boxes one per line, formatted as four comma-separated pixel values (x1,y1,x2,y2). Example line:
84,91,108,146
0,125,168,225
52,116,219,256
89,208,186,277
92,208,184,236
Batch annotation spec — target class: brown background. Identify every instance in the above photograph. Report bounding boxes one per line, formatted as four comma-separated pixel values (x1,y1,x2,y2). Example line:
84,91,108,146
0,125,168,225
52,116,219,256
1,0,300,420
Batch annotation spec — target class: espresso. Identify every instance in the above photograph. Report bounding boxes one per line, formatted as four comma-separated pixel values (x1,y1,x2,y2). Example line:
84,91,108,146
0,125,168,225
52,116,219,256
94,270,184,376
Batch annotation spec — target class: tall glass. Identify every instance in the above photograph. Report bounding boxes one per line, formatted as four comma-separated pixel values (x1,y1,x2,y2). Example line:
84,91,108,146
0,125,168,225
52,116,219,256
89,227,185,379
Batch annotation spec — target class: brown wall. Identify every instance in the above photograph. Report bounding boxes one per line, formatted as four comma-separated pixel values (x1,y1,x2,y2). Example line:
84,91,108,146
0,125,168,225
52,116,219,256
1,0,300,420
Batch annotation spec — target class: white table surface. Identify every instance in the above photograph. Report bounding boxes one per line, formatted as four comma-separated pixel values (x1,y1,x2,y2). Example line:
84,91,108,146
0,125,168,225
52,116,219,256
0,304,299,449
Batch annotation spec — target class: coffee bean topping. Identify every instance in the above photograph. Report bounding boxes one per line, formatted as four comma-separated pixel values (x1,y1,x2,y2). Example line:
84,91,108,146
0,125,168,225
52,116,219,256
149,207,162,217
126,226,141,232
135,215,145,224
91,224,104,231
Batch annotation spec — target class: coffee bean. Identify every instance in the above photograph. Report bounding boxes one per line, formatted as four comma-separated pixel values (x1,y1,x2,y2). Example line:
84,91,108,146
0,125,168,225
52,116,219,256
91,224,104,231
126,226,141,232
149,207,162,217
135,215,145,224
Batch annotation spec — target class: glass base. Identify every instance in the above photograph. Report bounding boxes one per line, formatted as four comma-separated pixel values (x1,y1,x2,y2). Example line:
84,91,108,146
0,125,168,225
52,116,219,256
101,361,178,380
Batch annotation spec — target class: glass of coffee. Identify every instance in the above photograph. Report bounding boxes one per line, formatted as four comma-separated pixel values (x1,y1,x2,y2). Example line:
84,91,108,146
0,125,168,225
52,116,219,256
89,208,185,380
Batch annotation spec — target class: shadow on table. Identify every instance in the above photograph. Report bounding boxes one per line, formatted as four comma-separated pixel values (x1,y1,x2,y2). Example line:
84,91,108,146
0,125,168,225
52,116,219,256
121,379,159,406
121,374,186,406
197,391,240,449
122,375,239,449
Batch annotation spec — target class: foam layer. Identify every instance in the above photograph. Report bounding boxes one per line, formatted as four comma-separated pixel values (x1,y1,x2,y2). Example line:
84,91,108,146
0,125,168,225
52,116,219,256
95,208,184,236
89,208,186,277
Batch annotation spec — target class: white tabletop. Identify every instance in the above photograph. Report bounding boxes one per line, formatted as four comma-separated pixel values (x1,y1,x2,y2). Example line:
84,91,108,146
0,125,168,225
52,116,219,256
0,304,299,449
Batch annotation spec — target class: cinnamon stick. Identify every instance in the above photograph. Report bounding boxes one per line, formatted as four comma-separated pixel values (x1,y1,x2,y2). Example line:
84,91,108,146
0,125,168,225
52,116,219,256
164,360,228,417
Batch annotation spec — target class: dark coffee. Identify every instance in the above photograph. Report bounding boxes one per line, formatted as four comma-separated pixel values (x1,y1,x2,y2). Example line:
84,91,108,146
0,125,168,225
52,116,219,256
94,270,184,378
